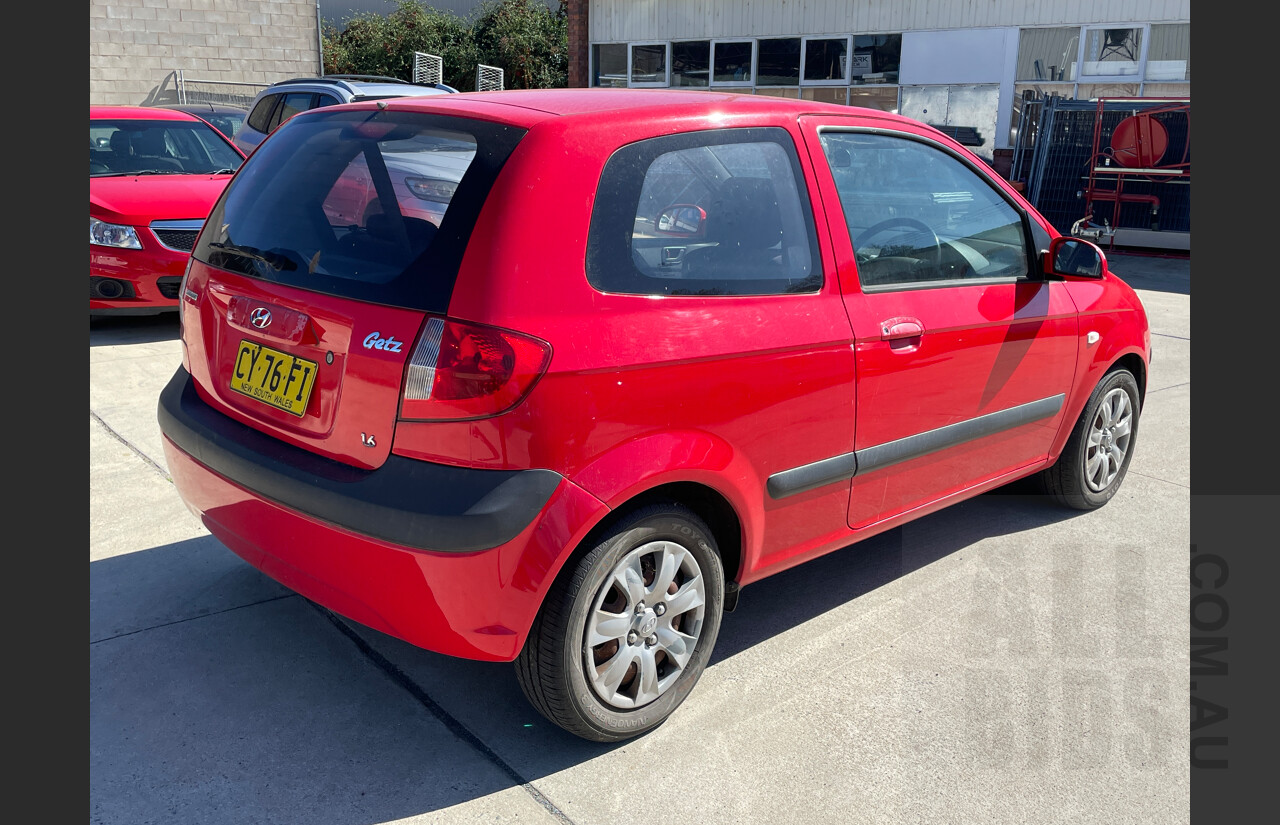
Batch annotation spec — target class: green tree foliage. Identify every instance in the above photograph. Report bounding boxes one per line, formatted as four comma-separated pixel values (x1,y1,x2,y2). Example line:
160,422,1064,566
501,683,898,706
472,0,567,89
321,0,567,92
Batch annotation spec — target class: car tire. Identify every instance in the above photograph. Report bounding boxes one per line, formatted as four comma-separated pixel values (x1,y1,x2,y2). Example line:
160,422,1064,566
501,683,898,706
515,503,725,742
1037,367,1141,510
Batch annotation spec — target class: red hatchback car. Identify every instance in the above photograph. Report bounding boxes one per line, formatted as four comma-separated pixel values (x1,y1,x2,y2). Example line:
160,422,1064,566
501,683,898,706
91,105,245,315
158,89,1150,741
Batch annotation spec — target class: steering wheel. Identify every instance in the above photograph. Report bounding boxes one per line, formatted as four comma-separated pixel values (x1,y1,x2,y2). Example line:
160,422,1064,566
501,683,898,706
853,217,943,270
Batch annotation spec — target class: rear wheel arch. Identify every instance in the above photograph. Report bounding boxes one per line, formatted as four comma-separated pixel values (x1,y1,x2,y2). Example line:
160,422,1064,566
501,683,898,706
554,481,744,604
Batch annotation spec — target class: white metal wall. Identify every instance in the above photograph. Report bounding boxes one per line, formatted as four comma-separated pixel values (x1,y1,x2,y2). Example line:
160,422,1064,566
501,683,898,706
588,0,1190,41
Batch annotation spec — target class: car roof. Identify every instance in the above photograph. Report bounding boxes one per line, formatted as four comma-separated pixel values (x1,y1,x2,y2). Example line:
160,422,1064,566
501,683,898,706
261,76,454,100
364,87,927,133
91,104,203,122
159,102,248,115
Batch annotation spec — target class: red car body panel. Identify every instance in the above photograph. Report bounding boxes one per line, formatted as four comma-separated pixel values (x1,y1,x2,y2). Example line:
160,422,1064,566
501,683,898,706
160,89,1152,663
90,105,244,315
162,433,608,661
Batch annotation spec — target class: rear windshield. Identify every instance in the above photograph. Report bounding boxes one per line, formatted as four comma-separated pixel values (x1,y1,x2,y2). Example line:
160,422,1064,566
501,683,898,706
193,109,526,312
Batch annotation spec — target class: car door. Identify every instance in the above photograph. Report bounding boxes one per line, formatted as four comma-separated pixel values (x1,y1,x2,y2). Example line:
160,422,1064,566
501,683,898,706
799,116,1080,529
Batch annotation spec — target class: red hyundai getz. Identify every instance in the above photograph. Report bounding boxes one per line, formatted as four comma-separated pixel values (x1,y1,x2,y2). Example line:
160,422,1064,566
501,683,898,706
159,88,1150,742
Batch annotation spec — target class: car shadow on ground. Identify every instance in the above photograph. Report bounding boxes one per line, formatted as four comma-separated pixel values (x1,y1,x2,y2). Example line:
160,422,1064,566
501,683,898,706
1105,251,1190,296
710,484,1077,662
90,313,180,346
90,485,1084,823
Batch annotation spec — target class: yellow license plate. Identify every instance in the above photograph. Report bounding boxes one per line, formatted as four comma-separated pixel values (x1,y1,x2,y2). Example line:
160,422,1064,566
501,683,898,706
230,340,318,417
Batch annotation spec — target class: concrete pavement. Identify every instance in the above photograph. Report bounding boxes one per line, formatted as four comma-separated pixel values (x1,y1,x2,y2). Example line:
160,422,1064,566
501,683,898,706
90,251,1191,825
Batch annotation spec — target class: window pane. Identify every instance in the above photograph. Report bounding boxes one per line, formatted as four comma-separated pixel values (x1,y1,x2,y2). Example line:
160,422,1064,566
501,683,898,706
1141,83,1191,98
753,87,799,98
632,44,667,84
593,43,627,87
1082,27,1141,77
804,39,848,82
1016,27,1079,81
819,132,1028,289
849,86,900,112
587,131,820,296
1076,83,1140,99
713,41,753,83
849,34,901,85
672,41,710,87
1146,24,1190,81
801,87,848,105
757,38,800,86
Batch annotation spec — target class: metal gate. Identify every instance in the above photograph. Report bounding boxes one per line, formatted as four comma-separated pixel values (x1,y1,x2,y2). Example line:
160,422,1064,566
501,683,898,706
1021,95,1190,249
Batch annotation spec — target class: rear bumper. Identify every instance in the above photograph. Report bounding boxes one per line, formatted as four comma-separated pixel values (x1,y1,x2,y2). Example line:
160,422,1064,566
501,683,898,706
158,367,608,660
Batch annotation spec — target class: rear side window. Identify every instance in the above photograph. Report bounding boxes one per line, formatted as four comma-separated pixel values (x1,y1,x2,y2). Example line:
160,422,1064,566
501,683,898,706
193,109,526,312
269,92,316,132
246,94,279,133
587,128,820,296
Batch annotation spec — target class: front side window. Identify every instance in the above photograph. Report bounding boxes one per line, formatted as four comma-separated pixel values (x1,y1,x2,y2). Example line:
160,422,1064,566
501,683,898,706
587,129,820,296
819,131,1029,290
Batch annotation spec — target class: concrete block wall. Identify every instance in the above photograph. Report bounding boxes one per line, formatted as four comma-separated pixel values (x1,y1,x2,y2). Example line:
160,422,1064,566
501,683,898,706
90,0,322,106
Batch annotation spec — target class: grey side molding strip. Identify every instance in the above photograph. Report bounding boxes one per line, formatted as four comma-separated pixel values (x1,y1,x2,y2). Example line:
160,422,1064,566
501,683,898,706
766,394,1065,500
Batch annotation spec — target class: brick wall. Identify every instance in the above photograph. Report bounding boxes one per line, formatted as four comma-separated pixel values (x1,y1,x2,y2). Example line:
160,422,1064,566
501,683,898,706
89,0,322,106
566,0,587,88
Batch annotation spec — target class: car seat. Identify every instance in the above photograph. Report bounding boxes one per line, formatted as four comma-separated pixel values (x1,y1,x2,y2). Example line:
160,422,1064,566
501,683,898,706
129,130,183,172
680,177,785,281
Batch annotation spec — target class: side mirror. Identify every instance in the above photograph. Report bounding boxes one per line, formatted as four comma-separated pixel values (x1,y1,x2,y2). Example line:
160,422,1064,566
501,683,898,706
655,204,706,238
1044,236,1108,280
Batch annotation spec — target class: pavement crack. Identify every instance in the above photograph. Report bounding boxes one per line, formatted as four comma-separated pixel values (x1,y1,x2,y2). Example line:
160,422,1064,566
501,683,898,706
91,410,170,480
1152,332,1190,341
1126,470,1189,490
89,594,297,644
314,603,578,825
1147,381,1189,395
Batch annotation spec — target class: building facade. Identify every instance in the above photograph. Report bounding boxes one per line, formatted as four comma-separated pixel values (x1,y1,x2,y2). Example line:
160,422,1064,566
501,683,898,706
90,0,323,107
578,0,1190,172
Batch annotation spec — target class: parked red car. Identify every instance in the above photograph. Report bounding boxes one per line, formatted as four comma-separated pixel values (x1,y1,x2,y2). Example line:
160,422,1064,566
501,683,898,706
90,105,245,315
158,89,1151,741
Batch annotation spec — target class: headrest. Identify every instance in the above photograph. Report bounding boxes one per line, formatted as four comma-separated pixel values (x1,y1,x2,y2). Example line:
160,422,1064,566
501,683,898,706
131,130,168,156
706,177,783,251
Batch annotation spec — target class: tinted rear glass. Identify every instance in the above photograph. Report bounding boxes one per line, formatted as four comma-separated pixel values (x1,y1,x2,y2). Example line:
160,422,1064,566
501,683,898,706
193,109,526,312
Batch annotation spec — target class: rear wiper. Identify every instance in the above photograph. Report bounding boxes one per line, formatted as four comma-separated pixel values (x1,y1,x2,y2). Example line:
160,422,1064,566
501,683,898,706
207,242,297,271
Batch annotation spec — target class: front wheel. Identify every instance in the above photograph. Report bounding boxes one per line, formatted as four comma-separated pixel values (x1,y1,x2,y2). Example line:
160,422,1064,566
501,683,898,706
515,503,725,742
1037,368,1141,510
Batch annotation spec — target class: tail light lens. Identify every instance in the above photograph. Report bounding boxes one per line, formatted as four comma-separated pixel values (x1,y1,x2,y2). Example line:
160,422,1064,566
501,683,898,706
400,317,551,421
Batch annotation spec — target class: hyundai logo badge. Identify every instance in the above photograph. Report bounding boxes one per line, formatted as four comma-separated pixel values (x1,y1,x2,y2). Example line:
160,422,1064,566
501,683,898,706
250,307,272,329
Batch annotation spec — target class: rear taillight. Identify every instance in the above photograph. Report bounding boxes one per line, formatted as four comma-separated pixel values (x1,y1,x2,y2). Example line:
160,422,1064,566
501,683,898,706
400,317,551,421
